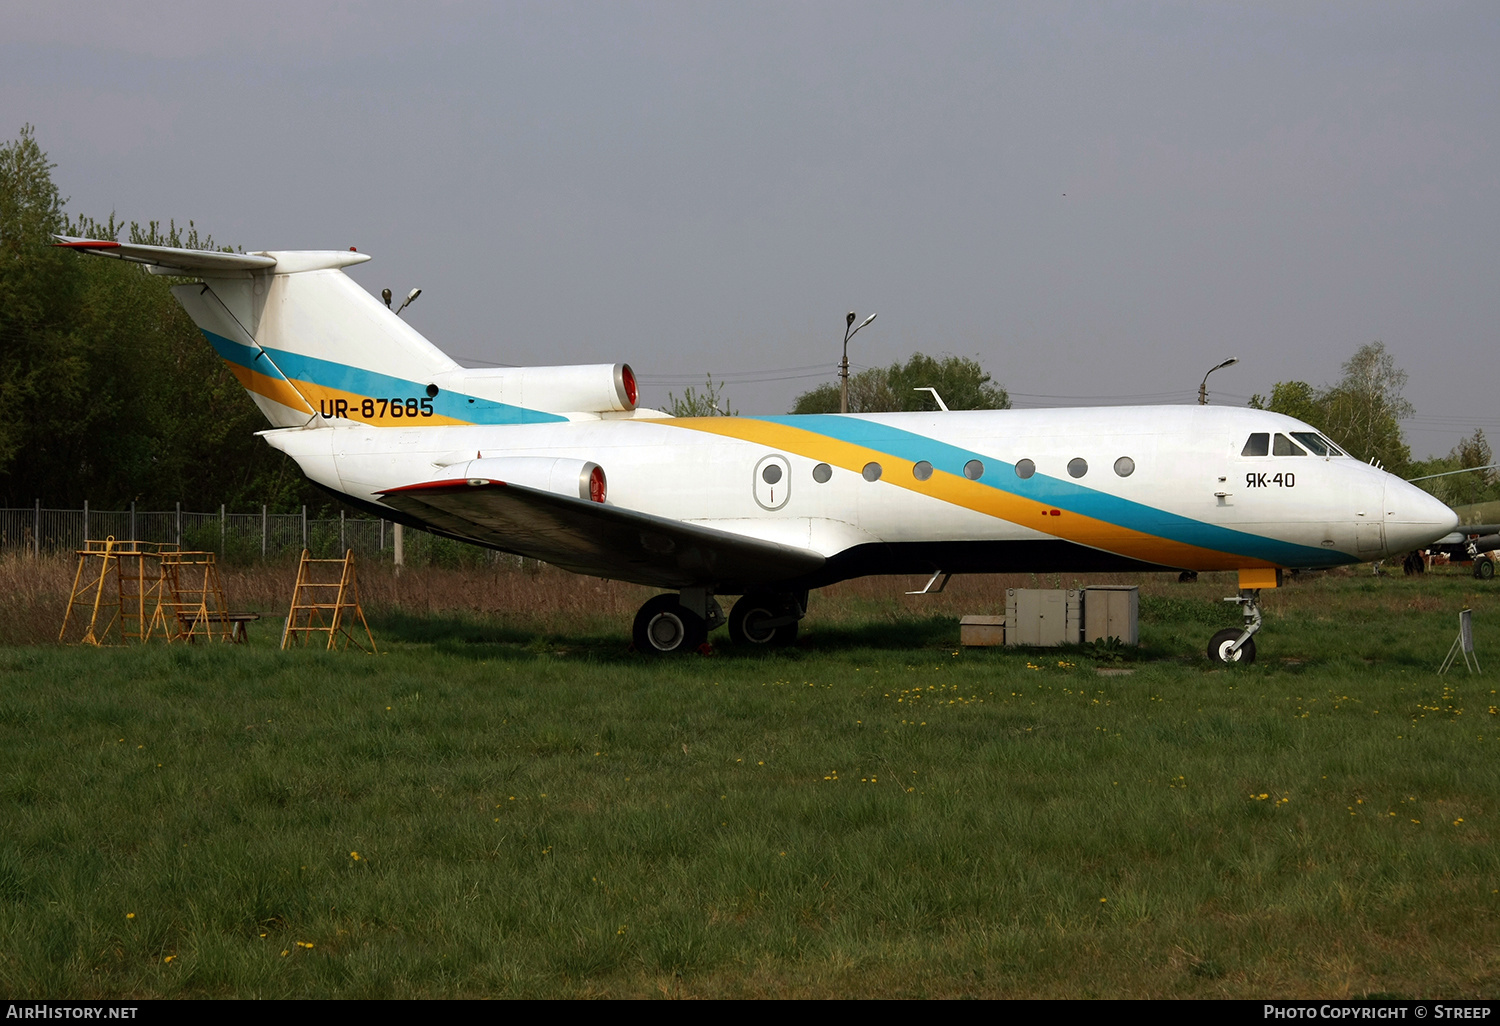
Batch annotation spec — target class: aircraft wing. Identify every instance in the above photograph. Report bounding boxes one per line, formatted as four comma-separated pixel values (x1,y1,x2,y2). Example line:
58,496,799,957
52,235,278,274
379,478,825,590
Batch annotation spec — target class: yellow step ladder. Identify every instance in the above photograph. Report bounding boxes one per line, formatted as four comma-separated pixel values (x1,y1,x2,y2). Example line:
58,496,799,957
59,537,123,646
280,549,377,653
152,551,234,643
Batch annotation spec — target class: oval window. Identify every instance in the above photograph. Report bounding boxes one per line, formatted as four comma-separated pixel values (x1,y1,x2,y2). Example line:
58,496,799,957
912,461,933,481
1113,456,1135,478
812,463,832,483
963,459,984,480
1015,459,1035,479
862,462,882,482
761,463,783,485
1067,458,1088,479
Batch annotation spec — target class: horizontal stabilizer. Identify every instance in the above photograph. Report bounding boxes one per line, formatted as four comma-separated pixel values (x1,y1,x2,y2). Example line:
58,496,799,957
53,235,278,274
380,479,825,590
53,236,372,276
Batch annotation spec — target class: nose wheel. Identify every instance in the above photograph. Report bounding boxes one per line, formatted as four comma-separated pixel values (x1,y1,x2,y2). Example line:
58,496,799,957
1208,628,1257,664
1208,589,1263,665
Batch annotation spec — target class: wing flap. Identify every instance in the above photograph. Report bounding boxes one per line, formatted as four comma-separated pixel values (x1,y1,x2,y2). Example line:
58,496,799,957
380,478,824,590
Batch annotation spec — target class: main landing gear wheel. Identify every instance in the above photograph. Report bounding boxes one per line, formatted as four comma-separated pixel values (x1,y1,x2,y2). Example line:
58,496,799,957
1208,628,1256,665
632,594,707,655
1475,558,1495,581
728,594,799,648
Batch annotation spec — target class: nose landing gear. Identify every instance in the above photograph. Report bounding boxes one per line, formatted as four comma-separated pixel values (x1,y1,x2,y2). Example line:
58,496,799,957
1208,589,1264,665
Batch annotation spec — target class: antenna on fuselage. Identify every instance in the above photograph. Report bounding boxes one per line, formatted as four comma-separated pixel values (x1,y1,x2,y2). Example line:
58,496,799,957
914,387,949,412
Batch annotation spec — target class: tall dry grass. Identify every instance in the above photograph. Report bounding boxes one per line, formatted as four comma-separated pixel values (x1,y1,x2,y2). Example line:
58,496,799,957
0,546,1400,648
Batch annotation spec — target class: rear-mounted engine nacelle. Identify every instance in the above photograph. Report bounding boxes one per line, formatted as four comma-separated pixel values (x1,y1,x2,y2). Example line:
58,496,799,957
457,456,606,503
432,363,636,414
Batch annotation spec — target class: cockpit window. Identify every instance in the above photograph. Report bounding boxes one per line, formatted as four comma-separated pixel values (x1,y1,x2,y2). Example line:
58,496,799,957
1290,432,1344,456
1242,433,1269,457
1272,433,1307,456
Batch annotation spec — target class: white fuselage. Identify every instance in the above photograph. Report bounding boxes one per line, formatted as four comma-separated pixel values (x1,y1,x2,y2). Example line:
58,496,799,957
264,403,1455,583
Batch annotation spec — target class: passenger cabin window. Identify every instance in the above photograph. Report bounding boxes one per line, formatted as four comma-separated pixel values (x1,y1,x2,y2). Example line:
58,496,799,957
1242,433,1269,457
1272,433,1307,456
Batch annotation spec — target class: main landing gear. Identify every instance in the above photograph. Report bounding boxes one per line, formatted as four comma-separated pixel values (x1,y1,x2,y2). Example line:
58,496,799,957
1207,589,1263,665
631,588,806,655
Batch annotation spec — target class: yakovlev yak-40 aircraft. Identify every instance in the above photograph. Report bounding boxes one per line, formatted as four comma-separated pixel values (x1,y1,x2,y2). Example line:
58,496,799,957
60,237,1459,663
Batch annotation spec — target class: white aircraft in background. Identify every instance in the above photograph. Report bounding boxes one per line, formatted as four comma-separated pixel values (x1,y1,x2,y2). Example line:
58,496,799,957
59,236,1458,663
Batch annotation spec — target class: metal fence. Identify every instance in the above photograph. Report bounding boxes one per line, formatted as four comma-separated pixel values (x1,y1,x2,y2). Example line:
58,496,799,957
0,502,499,566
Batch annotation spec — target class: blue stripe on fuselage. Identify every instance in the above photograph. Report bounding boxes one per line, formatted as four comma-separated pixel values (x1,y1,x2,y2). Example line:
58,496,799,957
755,414,1347,567
203,330,567,425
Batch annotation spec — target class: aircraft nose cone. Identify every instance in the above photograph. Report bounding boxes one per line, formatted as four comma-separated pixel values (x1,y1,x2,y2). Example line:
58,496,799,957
1384,480,1459,554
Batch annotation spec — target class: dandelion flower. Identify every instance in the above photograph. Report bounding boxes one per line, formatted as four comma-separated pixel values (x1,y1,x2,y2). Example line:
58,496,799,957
126,913,135,919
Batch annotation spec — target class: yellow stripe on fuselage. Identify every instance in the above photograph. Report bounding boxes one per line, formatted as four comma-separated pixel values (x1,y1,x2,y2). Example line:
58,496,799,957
669,417,1272,571
223,362,315,416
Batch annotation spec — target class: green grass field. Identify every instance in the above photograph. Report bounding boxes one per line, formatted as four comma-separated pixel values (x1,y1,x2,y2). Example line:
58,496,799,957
0,560,1497,998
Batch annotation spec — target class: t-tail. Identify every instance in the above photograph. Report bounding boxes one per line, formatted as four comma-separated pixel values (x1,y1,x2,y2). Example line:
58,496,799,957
54,237,641,425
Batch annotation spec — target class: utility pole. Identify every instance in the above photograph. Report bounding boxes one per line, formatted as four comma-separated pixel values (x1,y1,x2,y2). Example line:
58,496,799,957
1198,357,1239,405
840,311,877,414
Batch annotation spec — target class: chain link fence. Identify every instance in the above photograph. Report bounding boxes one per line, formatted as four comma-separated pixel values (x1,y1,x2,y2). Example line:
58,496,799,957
0,503,506,568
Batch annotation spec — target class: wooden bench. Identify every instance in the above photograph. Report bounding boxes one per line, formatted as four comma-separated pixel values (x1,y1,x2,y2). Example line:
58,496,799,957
176,611,262,643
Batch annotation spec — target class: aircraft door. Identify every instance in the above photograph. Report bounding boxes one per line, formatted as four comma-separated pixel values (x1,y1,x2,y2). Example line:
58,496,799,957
1356,476,1387,557
754,454,792,511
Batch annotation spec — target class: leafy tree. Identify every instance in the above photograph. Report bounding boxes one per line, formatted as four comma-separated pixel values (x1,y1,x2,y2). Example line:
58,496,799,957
1247,380,1321,426
666,376,736,417
1320,341,1413,473
1409,429,1500,508
0,125,327,511
791,352,1010,414
1247,342,1413,474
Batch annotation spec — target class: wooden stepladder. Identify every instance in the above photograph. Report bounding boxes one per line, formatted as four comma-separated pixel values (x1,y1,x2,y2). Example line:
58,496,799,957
61,541,251,646
114,541,172,643
152,551,234,643
60,537,123,645
281,549,377,653
61,538,177,645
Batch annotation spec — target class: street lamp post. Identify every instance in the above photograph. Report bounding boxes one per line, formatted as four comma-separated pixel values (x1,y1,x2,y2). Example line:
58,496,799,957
1198,357,1239,405
840,311,877,414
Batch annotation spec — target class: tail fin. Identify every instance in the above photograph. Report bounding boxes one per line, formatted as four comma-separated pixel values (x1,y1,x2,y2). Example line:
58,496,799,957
58,237,460,428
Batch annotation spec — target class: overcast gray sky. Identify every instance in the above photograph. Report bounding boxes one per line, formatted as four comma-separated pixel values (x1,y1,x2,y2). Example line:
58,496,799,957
4,1,1496,456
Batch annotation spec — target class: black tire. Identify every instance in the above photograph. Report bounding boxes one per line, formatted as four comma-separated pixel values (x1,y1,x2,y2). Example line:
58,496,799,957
1208,628,1256,665
632,594,707,655
728,594,799,647
1476,558,1495,581
1178,571,1198,583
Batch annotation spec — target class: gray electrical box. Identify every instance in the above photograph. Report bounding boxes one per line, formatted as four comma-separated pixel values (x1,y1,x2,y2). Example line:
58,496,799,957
1082,585,1139,644
1005,589,1082,647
